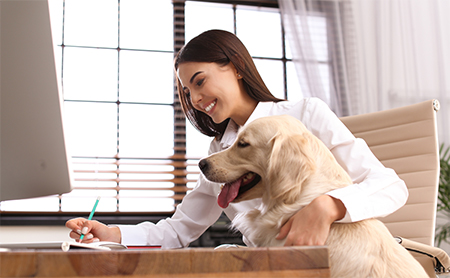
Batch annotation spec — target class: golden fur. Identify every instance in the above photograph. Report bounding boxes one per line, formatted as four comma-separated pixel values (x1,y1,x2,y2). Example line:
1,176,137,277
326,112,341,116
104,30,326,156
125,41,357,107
200,115,427,278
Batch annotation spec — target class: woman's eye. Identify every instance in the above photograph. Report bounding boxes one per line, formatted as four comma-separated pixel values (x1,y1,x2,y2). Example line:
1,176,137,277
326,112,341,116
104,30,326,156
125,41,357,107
196,79,204,86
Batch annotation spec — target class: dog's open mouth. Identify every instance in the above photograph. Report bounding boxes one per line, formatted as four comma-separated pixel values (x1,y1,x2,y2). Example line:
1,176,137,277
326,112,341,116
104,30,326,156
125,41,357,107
217,172,261,209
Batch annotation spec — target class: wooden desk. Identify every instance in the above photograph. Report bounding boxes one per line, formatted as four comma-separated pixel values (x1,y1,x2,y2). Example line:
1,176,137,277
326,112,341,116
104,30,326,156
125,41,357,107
0,246,329,277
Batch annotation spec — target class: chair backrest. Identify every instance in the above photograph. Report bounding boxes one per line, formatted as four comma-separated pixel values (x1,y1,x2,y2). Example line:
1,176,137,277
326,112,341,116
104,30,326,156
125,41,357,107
340,99,440,246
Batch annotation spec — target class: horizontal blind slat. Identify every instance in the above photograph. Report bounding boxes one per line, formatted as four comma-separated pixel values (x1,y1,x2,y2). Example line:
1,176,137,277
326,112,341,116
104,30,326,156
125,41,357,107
73,178,197,183
73,170,199,175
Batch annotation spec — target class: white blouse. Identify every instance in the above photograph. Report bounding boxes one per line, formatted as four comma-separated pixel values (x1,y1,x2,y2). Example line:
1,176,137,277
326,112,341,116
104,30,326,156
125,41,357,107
117,98,408,248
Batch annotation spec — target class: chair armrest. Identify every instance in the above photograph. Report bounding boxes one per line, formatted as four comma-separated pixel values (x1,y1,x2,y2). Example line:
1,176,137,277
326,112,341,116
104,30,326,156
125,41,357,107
395,236,450,274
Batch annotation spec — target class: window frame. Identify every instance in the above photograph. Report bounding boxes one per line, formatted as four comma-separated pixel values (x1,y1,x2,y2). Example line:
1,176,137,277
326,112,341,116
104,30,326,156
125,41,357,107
0,0,283,225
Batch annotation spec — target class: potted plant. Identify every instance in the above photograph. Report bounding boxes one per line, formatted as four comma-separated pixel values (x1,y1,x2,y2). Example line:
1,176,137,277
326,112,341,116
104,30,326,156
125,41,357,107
436,143,450,246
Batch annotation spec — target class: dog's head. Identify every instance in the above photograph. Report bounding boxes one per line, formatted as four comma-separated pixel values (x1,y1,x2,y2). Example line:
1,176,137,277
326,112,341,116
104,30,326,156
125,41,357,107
199,115,320,208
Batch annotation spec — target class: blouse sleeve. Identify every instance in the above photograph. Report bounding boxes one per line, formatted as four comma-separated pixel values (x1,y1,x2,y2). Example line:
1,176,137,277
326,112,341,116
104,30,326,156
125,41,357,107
118,143,224,248
302,98,408,222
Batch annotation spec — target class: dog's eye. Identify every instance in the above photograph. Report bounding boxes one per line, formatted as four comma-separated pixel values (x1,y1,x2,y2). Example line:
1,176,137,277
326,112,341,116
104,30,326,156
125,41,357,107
238,141,250,148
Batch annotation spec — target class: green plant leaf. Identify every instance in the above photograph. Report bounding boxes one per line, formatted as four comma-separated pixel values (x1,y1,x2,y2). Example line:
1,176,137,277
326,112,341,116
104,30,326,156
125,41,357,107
436,143,450,246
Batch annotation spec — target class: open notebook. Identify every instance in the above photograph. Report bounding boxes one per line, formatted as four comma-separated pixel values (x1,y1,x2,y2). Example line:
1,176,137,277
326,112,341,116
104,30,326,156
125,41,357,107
0,241,128,251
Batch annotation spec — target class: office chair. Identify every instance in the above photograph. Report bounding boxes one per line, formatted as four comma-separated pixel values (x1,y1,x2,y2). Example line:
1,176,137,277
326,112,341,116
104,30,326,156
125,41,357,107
340,99,449,277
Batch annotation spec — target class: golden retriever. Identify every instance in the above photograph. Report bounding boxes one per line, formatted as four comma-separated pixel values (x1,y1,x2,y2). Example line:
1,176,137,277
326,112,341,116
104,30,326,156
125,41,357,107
199,115,427,278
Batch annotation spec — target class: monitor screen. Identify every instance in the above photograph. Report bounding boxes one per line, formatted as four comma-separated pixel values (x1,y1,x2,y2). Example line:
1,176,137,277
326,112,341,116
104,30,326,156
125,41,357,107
0,0,73,201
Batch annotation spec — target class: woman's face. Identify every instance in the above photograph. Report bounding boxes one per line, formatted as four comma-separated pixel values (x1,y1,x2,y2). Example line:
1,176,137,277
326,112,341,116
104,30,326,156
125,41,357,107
177,61,257,126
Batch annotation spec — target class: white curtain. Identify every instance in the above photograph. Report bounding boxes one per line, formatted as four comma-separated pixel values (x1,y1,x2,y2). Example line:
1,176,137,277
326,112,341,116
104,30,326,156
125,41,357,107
279,0,450,145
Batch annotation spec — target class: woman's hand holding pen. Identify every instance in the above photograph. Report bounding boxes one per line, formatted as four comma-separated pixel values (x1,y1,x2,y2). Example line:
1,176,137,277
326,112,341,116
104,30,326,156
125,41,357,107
65,218,122,243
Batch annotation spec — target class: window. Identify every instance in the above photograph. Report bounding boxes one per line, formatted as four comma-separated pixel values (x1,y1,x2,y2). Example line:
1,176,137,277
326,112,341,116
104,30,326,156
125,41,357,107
0,0,328,215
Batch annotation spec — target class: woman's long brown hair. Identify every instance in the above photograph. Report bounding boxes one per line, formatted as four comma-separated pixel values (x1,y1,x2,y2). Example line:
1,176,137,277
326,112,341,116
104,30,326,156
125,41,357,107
174,29,284,138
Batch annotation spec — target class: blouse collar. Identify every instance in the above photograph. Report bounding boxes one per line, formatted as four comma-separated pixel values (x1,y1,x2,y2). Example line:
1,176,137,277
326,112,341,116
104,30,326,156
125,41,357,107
218,102,275,149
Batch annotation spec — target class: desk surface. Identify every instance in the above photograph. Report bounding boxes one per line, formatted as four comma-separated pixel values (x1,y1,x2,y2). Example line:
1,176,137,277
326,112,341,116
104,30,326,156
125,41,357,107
0,246,329,277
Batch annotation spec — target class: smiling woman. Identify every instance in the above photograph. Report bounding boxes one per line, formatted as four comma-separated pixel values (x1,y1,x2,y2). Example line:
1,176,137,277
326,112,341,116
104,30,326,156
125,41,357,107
0,0,324,216
175,29,283,138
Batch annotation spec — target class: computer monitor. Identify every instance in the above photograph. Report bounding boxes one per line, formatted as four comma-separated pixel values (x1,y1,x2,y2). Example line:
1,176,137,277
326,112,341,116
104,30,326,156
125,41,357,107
0,0,73,201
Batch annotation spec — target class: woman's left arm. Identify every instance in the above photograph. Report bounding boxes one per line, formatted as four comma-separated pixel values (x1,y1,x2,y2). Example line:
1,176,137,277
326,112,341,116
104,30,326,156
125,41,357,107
307,98,408,222
277,98,408,245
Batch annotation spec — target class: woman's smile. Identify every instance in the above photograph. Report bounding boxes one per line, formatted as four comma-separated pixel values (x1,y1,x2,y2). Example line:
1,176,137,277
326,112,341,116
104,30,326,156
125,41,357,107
204,100,217,113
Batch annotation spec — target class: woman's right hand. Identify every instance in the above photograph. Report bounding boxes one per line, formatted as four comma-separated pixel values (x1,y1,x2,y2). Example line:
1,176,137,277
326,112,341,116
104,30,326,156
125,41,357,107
65,218,122,243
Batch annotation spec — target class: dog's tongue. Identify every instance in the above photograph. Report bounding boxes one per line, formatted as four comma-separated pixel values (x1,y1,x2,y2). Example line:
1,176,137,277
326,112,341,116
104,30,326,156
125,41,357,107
218,178,243,209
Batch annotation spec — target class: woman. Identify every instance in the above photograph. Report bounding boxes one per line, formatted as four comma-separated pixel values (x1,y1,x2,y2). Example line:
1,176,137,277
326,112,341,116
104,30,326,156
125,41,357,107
66,30,408,248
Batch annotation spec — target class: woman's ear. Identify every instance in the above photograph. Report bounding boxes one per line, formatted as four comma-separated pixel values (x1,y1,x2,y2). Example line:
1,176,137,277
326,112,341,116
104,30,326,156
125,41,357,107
267,132,316,202
228,60,244,80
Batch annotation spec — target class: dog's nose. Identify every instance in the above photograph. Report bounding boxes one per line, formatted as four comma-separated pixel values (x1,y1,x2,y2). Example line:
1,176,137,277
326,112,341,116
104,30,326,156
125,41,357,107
198,159,209,173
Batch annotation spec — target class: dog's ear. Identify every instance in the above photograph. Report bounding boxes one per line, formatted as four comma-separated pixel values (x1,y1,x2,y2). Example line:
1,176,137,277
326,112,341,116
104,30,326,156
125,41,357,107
267,132,316,202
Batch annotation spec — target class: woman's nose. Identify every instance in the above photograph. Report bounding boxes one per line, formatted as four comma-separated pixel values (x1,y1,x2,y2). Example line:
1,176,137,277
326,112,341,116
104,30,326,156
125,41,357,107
190,90,202,105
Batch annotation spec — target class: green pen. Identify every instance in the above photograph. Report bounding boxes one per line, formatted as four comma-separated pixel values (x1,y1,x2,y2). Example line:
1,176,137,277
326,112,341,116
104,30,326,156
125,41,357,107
79,196,100,242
